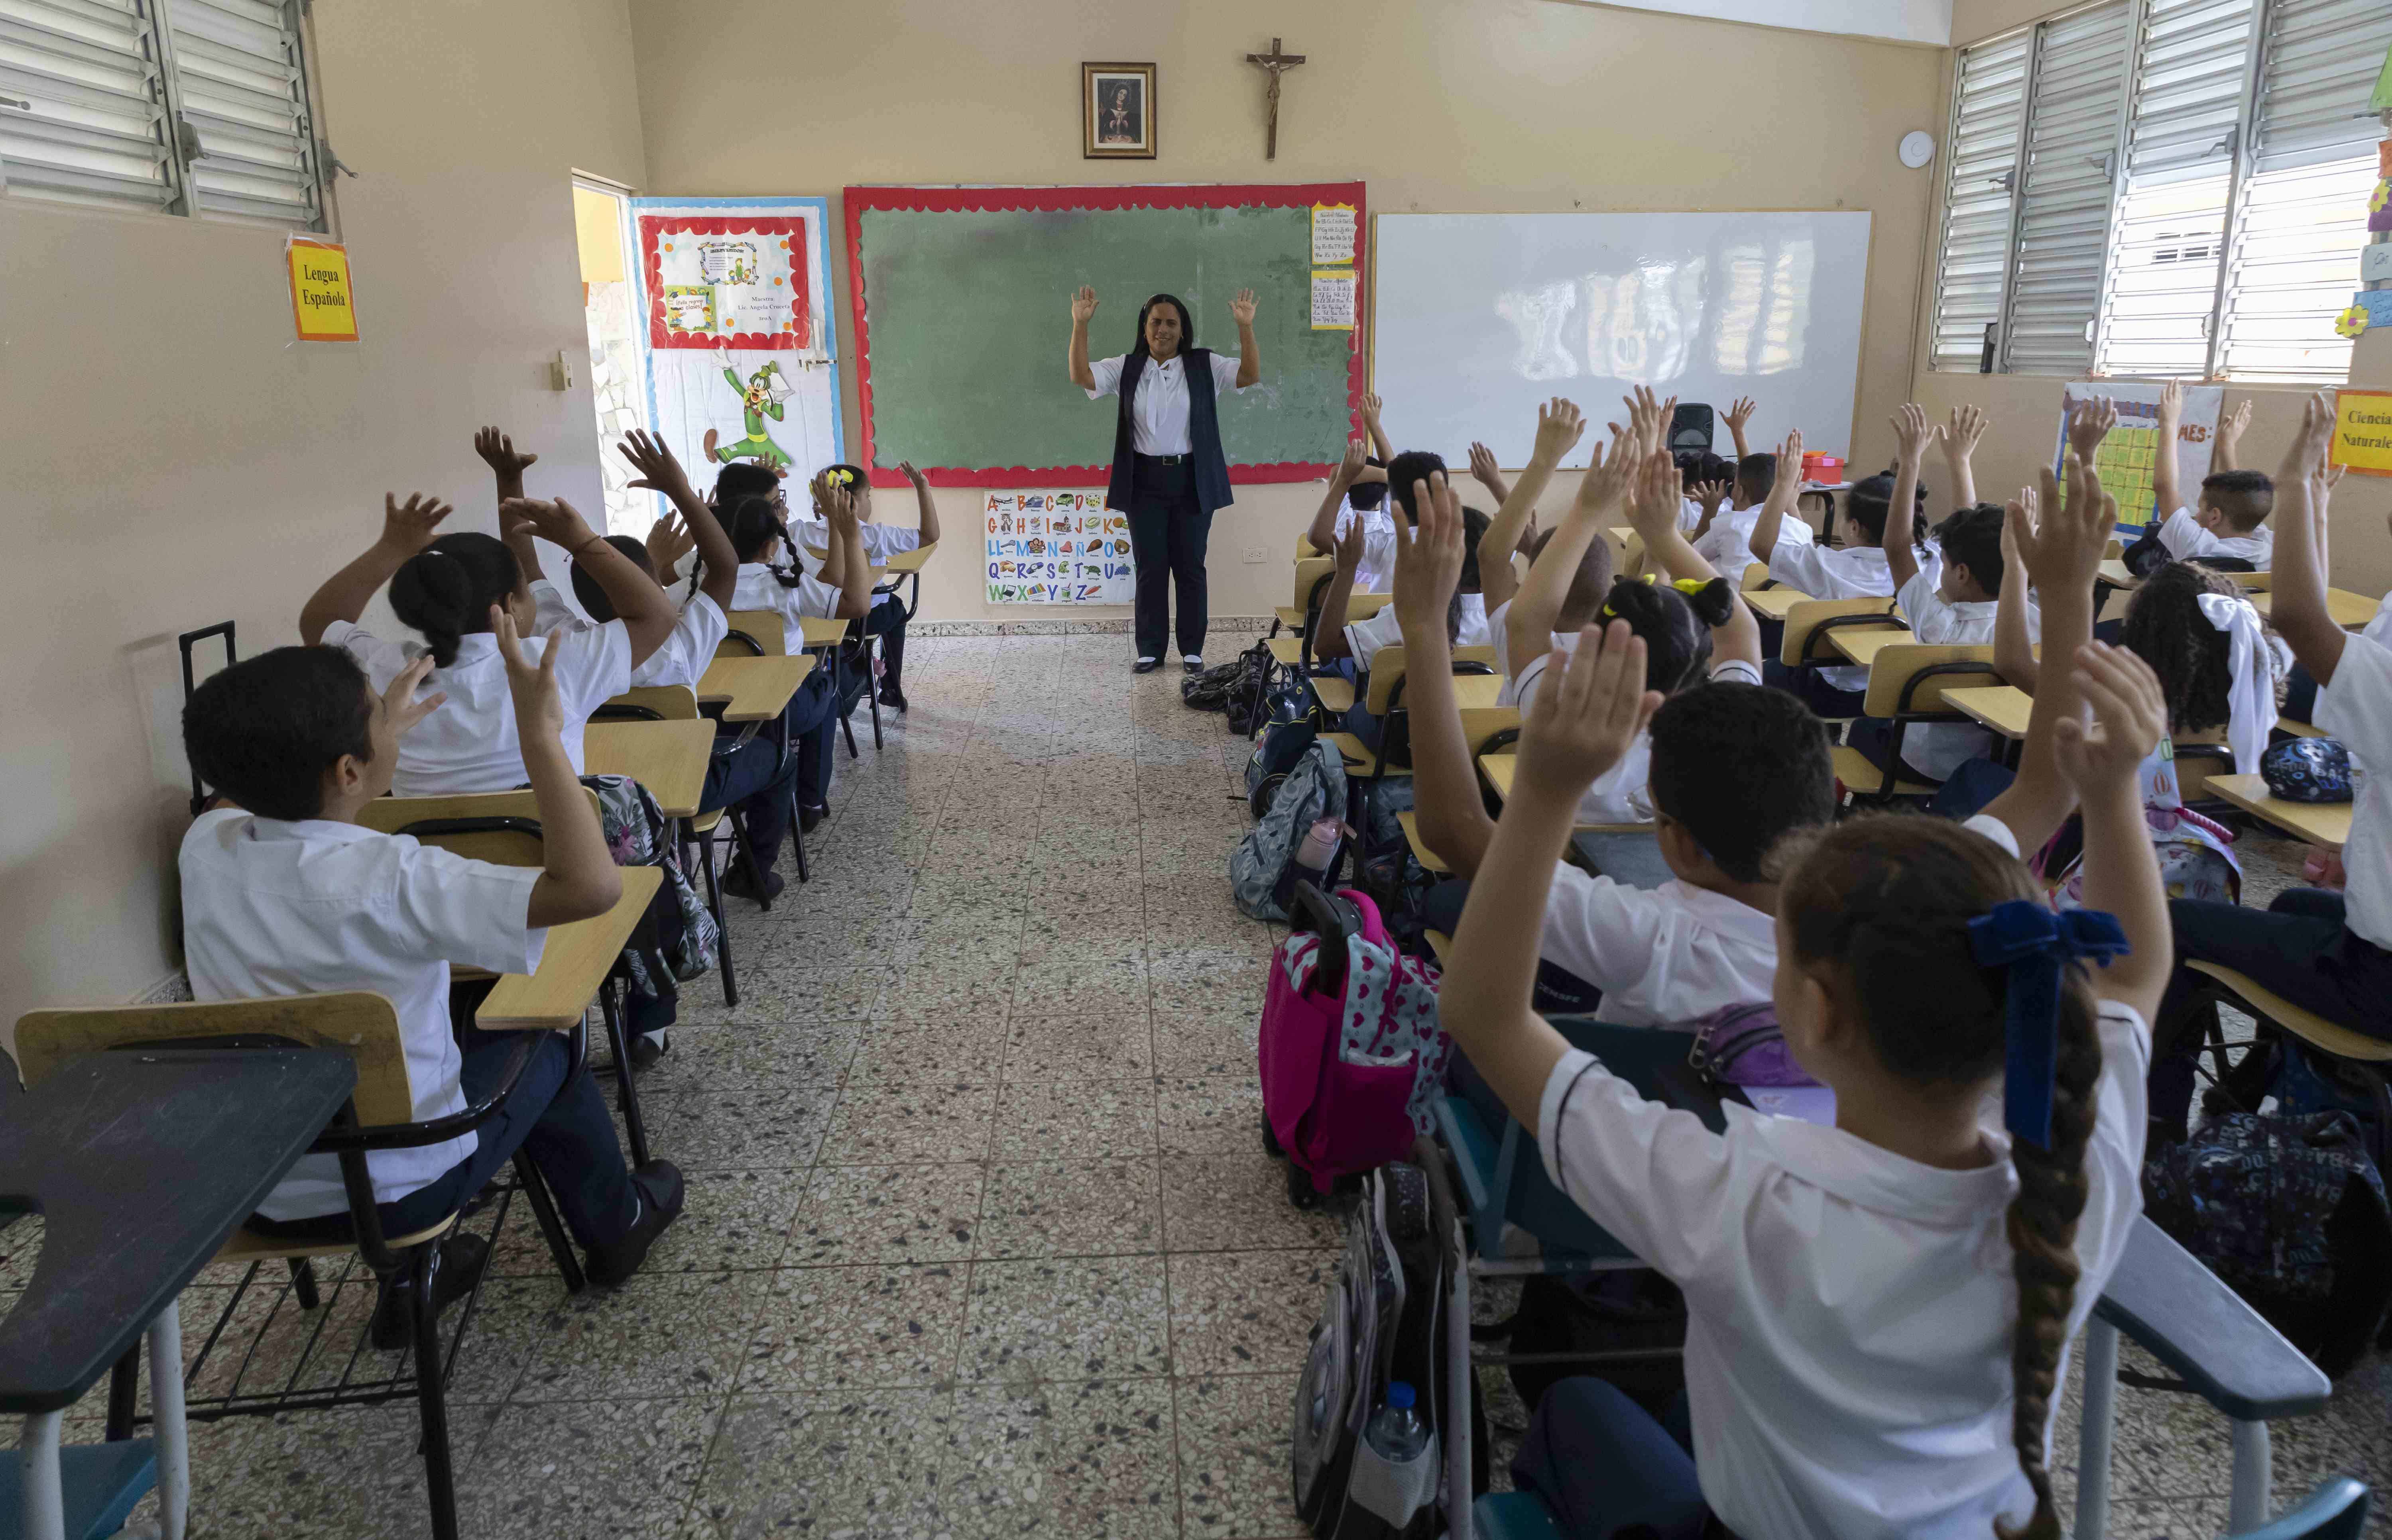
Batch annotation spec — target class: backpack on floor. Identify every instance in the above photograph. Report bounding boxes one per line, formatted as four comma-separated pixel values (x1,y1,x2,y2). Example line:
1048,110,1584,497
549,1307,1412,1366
1260,884,1452,1200
1248,717,1324,820
1184,640,1271,715
1233,741,1347,920
1292,1160,1469,1540
580,773,718,991
2143,1109,2392,1377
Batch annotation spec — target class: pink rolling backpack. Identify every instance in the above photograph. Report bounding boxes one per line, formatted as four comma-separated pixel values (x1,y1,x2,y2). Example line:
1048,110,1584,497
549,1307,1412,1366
1259,884,1452,1198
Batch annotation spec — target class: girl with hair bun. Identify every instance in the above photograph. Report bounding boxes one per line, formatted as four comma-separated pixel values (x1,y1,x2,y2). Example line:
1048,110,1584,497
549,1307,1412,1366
300,483,679,798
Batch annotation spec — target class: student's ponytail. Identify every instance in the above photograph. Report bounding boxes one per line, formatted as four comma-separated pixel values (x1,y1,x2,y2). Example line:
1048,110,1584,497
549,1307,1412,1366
1781,817,2107,1540
2001,987,2101,1540
1597,576,1721,695
389,532,519,668
725,495,807,591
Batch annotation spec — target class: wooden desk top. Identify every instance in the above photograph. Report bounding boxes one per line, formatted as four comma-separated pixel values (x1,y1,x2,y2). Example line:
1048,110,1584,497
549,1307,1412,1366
1449,674,1506,711
2244,587,2380,630
584,719,714,819
2097,560,2140,591
879,542,936,575
1829,627,1911,666
1267,636,1306,666
2207,774,2352,850
696,653,815,722
1743,588,1813,621
1475,753,1653,832
1943,685,2035,741
478,866,664,1031
798,616,850,648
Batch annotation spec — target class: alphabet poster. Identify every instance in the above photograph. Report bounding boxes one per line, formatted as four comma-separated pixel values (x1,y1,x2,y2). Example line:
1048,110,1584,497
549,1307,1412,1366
986,492,1134,604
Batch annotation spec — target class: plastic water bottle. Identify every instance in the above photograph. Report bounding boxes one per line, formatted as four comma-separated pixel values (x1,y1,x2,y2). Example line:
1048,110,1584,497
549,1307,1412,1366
1365,1380,1429,1461
1295,817,1342,874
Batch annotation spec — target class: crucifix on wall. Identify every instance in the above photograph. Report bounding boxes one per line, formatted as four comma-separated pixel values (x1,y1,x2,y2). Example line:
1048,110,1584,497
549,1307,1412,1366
1243,37,1305,160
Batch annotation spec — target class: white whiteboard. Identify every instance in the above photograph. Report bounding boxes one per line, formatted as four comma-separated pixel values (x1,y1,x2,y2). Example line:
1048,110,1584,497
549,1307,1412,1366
1371,211,1875,468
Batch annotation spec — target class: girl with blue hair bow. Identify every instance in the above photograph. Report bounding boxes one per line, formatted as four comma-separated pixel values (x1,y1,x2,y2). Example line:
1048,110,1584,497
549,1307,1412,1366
1436,446,2173,1540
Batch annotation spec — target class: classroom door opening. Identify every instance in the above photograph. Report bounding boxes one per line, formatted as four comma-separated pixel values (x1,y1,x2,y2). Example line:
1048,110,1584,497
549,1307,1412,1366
573,175,651,536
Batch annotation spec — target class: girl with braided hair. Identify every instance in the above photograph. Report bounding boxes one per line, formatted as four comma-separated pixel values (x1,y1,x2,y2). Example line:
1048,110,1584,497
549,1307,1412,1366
1438,449,2173,1540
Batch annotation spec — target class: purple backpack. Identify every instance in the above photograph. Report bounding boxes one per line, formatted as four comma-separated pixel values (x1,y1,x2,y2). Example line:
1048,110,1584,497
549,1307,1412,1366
1684,1002,1818,1088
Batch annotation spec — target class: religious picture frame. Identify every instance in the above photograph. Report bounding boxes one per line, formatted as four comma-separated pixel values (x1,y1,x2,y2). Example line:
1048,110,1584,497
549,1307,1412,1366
1083,63,1156,159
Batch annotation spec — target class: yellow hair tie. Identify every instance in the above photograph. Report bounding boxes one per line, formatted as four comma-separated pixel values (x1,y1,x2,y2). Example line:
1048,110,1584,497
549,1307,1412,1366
1670,577,1711,598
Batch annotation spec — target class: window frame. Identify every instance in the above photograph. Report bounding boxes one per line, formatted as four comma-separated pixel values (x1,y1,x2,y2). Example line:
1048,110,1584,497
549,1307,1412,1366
1929,0,2380,385
0,0,336,234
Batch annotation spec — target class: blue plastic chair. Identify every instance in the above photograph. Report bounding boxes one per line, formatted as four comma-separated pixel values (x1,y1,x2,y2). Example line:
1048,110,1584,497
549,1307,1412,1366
2232,1478,2370,1540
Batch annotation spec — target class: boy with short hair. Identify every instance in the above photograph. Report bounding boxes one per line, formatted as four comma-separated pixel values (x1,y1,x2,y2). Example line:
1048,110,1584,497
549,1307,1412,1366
1398,464,1838,1022
180,626,684,1340
1688,449,1814,570
2153,383,2274,568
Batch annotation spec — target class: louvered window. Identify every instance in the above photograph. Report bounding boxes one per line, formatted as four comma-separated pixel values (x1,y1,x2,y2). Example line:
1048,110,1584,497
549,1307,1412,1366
1931,0,2382,385
1930,33,2033,369
1,0,325,230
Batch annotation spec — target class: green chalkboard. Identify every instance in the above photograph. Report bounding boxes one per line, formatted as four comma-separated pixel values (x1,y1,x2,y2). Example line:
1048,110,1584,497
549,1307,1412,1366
846,183,1365,485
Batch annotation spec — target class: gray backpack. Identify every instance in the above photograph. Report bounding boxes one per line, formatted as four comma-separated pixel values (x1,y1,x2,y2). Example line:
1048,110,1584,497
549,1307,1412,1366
1231,740,1347,921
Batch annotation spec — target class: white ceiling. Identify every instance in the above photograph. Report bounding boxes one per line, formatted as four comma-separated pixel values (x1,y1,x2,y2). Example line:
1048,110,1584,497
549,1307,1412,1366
1587,0,1953,46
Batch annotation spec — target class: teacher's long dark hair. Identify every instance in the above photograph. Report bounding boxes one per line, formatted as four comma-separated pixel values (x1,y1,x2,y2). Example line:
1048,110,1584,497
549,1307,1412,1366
1132,294,1195,358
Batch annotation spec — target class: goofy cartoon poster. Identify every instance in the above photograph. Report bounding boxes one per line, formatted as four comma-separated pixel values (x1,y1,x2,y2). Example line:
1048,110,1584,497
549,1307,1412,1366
633,197,843,505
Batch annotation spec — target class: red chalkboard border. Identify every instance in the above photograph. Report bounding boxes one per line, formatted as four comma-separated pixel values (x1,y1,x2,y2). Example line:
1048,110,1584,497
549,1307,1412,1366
843,181,1367,489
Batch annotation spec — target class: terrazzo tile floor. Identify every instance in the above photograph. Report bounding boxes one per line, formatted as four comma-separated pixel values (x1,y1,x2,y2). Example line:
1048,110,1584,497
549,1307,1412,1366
12,630,2392,1537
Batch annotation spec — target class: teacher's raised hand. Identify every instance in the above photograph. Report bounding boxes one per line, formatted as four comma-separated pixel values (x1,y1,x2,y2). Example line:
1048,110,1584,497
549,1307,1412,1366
1071,285,1100,322
1229,288,1258,325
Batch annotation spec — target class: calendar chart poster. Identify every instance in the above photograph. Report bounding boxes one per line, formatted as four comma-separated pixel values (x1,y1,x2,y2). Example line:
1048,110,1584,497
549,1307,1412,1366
985,492,1133,604
2053,381,2221,526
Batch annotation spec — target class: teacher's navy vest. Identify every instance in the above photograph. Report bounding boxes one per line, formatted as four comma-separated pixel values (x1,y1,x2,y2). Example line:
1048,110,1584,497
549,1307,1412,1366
1106,348,1234,518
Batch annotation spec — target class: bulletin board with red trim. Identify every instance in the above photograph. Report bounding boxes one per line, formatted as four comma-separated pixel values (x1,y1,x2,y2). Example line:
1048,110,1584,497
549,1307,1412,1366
843,181,1365,489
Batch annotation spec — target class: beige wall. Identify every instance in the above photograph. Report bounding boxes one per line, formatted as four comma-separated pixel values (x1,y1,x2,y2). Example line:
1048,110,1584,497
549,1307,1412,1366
628,0,1949,626
0,0,648,1029
1949,0,2056,44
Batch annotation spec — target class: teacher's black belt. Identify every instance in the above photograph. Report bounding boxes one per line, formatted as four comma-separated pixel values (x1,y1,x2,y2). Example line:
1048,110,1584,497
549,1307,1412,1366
1134,452,1190,466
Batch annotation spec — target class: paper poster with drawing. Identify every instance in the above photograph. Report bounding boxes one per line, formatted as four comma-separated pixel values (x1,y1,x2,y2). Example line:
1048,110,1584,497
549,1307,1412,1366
2054,381,2222,525
986,491,1133,604
633,197,844,506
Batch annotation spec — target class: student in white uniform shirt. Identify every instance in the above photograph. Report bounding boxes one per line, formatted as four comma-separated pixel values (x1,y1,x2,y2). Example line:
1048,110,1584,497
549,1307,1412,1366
1310,450,1491,749
1304,438,1397,591
1434,448,2169,1539
2150,397,2392,1128
182,634,685,1340
1402,452,1828,1021
718,472,876,843
1751,439,1925,717
1843,405,2038,799
712,457,939,713
2145,381,2275,568
1685,448,1814,572
1502,435,1752,833
507,430,812,904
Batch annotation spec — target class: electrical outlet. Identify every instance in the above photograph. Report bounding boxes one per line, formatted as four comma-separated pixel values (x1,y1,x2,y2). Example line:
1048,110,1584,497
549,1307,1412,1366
1242,546,1270,563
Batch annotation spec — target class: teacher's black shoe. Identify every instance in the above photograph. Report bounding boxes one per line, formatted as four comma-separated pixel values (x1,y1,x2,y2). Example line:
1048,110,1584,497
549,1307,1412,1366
1133,657,1162,674
1182,654,1205,673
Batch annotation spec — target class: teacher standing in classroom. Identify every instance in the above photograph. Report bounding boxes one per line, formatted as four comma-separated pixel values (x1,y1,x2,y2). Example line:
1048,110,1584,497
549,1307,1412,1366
1068,285,1260,673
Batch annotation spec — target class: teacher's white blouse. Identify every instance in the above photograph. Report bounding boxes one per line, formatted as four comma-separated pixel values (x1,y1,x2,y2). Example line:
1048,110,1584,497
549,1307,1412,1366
1085,352,1247,456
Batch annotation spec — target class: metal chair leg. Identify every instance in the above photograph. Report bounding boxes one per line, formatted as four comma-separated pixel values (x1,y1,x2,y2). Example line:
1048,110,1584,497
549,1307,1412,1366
600,978,652,1167
2072,1314,2119,1540
104,1346,139,1442
287,1256,320,1310
863,638,883,750
2229,1419,2273,1534
695,829,738,1007
409,1245,461,1540
146,1298,188,1540
510,1150,586,1294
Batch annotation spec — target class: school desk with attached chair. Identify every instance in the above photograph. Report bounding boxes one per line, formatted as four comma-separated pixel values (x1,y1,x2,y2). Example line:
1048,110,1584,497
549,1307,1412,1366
357,791,666,1168
9,998,590,1540
2244,588,2378,630
0,1047,352,1540
2204,774,2352,852
1829,642,2004,807
699,636,822,886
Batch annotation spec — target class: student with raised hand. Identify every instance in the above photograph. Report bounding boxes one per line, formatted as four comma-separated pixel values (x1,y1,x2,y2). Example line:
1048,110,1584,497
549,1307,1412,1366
1721,394,1757,462
182,622,685,1336
1439,591,2170,1540
1310,448,1491,668
1937,402,1986,517
2151,380,2275,566
300,486,675,794
1401,467,1831,1021
1748,424,1923,602
1688,430,1809,573
2147,395,2392,1130
1477,397,1586,631
1302,438,1395,589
